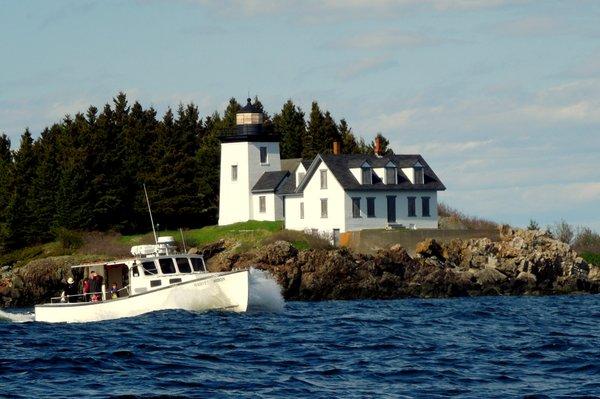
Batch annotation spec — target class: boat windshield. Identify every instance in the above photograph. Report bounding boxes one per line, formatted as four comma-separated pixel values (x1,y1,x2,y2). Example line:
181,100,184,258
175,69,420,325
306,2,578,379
190,258,204,272
176,257,191,273
142,261,158,275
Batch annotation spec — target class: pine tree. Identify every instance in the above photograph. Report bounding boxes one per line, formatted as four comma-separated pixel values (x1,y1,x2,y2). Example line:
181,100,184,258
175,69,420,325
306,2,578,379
320,111,340,155
303,101,324,159
273,100,305,159
0,134,13,248
369,132,394,155
338,119,360,154
5,130,38,247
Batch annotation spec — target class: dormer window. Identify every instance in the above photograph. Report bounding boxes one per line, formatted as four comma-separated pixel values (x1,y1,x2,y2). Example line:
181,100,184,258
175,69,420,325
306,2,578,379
385,166,397,184
414,166,424,184
361,166,372,185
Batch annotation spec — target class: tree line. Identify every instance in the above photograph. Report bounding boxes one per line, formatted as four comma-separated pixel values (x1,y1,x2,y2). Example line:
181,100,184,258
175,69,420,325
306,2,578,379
0,93,391,251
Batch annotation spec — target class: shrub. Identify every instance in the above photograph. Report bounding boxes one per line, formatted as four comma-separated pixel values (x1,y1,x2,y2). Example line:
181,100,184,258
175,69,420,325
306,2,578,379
52,228,83,251
527,219,540,230
572,227,600,254
550,220,575,244
581,253,600,266
437,202,498,230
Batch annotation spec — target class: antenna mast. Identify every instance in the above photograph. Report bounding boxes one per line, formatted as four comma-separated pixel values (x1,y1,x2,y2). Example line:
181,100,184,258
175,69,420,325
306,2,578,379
143,184,158,244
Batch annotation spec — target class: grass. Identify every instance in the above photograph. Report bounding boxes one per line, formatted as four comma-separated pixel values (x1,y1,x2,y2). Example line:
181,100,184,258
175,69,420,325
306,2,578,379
581,253,600,266
121,220,284,250
0,241,67,268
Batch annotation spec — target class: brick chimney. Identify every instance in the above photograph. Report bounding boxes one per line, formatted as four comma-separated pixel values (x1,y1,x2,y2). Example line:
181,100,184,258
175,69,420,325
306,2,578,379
333,141,341,155
374,136,382,157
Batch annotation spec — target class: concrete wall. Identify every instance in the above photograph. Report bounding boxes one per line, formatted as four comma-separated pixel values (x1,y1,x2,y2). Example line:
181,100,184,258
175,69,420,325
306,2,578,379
340,228,500,256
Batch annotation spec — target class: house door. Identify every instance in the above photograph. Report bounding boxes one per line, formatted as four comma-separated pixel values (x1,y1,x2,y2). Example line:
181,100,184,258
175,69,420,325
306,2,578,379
332,229,340,246
387,196,396,223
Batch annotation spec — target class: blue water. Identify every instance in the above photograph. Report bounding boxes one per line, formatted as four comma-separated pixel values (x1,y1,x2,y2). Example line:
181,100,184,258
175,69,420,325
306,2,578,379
1,295,600,398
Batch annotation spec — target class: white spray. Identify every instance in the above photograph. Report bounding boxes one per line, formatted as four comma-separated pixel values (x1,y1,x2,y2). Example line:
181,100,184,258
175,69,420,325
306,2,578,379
248,268,285,313
0,309,35,323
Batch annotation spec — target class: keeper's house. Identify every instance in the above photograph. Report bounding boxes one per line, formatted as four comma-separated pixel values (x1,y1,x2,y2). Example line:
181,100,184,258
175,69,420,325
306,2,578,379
218,99,446,242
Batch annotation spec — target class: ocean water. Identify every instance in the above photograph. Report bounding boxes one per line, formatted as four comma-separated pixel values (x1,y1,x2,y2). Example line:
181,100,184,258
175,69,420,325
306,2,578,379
1,294,600,398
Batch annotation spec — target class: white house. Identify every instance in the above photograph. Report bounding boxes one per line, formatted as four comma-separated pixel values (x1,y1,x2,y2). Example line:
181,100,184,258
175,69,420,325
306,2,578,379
218,98,446,242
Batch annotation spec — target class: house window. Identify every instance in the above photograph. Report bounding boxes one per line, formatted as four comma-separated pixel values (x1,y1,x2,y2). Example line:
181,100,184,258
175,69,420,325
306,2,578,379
259,196,266,213
259,146,268,164
414,167,424,184
385,167,396,184
361,167,372,184
300,202,304,219
408,196,416,217
422,197,430,217
352,197,361,218
320,170,327,189
367,197,375,218
321,198,328,218
298,172,306,183
231,165,238,181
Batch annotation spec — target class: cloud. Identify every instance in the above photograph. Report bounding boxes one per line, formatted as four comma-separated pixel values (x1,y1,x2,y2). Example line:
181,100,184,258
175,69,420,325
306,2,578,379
338,56,397,79
496,16,561,37
333,30,439,50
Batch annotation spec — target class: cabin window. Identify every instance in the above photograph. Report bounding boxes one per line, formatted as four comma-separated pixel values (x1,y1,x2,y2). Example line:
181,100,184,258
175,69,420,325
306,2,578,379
414,167,424,184
259,146,268,164
320,170,327,189
259,196,266,213
385,167,396,184
231,165,238,181
176,258,192,273
352,197,361,218
367,197,376,218
300,202,304,219
159,258,176,274
191,258,204,272
422,197,431,217
142,261,157,276
169,278,182,284
321,198,328,218
150,280,161,287
408,196,416,217
362,167,372,184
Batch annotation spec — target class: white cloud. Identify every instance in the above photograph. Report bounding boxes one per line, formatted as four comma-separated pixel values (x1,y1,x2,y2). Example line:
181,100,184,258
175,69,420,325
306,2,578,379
333,30,439,50
496,16,561,36
338,56,397,79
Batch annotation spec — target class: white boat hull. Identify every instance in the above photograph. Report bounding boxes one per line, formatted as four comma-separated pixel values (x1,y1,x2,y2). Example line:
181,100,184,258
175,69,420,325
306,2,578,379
34,270,249,323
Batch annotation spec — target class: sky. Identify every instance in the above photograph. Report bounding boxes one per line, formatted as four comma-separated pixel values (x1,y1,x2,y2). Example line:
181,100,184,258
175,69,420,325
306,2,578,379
1,0,599,230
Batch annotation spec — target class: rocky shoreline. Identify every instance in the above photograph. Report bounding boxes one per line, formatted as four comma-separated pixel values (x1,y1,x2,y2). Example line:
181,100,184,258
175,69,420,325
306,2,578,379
1,227,599,307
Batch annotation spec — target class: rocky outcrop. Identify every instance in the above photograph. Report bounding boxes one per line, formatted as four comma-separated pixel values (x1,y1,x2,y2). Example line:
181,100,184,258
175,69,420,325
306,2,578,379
1,228,598,306
206,228,599,300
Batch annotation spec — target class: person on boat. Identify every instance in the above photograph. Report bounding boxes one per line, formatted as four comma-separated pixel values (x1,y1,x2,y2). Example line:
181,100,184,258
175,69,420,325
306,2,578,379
109,283,118,299
65,277,78,303
82,277,90,302
89,271,100,302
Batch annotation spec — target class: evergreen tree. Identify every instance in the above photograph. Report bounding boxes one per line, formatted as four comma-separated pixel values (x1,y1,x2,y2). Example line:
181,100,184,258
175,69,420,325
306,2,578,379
0,134,13,248
338,119,360,154
303,101,324,159
273,100,305,159
368,132,393,155
5,130,38,247
320,111,340,155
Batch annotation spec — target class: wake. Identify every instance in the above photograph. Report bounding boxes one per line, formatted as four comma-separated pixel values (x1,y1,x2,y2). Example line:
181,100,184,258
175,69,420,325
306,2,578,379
0,309,35,323
248,268,285,313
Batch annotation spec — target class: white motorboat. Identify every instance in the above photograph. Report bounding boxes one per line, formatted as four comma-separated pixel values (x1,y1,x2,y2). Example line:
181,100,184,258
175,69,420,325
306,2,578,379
34,237,249,323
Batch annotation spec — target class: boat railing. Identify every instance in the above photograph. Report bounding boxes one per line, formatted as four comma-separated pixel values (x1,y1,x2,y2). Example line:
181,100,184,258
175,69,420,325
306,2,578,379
50,286,130,304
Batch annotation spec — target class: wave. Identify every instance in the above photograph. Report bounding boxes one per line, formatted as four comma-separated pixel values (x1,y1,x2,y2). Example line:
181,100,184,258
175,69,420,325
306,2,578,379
0,309,35,323
248,268,285,313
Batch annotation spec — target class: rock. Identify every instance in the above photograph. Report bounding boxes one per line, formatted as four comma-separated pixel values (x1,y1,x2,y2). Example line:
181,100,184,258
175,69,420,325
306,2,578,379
255,241,298,265
473,268,507,285
516,271,537,284
588,265,600,281
415,239,444,260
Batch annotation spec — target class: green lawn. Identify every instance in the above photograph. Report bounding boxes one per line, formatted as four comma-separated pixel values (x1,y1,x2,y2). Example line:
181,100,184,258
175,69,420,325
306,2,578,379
120,220,284,250
582,252,600,266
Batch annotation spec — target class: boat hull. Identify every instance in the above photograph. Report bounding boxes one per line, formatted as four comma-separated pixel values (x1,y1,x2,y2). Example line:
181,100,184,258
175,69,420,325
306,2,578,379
34,270,249,323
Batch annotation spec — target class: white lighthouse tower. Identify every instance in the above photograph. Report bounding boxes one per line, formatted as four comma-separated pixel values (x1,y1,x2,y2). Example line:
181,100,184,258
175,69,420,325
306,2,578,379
218,98,281,226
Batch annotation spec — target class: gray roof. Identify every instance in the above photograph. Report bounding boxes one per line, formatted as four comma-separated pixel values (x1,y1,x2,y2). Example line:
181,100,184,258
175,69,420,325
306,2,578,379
252,171,290,193
281,158,302,173
296,154,445,193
